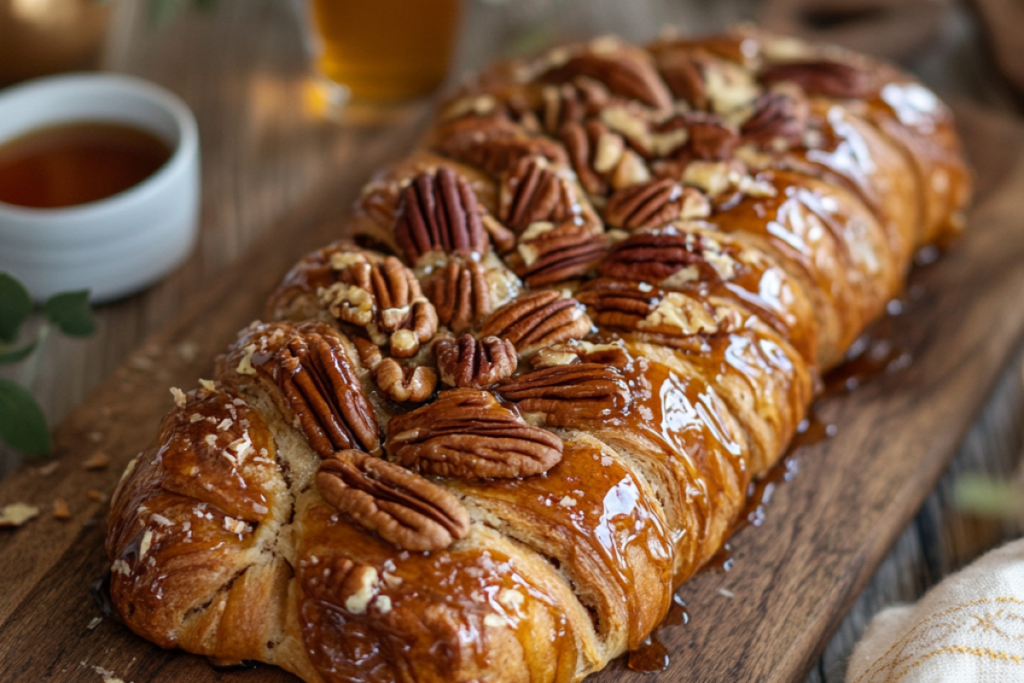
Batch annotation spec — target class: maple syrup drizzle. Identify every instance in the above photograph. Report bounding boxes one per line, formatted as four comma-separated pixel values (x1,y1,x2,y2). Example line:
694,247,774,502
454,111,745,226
628,594,689,673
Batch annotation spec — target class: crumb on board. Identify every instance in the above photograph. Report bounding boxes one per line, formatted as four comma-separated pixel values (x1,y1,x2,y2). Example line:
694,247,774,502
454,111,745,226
83,453,110,470
53,499,71,520
87,616,103,631
717,587,735,599
0,502,40,528
87,490,108,503
36,461,59,476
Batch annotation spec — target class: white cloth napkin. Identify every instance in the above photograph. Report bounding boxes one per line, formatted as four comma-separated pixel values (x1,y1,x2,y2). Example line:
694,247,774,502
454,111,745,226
847,538,1024,682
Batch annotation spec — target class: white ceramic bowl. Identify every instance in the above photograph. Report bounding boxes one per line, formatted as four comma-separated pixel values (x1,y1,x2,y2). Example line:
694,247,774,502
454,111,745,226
0,73,199,302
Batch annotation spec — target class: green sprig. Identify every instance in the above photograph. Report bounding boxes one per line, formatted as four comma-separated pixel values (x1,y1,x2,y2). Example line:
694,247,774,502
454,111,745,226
0,273,95,457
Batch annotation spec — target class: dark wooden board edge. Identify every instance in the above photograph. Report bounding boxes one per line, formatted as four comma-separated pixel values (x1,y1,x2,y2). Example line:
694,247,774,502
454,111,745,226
1,101,1023,683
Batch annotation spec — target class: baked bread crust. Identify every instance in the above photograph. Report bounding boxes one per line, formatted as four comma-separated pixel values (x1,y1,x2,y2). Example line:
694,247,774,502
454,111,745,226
106,28,971,683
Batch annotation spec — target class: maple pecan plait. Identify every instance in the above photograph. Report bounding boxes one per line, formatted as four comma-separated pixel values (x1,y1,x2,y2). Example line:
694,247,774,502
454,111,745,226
106,27,971,683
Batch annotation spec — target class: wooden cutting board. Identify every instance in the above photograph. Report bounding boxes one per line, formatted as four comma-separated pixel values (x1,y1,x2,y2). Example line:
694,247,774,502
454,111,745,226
1,101,1023,683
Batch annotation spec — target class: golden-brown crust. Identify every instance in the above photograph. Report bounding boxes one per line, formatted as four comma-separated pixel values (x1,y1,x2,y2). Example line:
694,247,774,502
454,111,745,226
107,28,971,683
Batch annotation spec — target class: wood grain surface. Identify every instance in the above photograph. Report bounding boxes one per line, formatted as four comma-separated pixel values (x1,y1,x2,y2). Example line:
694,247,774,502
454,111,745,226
2,1,1024,682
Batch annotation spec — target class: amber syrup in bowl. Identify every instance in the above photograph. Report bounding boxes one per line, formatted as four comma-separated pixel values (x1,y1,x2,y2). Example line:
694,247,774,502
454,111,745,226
0,121,171,209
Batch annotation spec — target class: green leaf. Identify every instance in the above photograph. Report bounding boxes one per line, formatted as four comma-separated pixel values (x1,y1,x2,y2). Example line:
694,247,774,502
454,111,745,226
0,272,33,344
0,379,51,456
0,340,37,365
42,291,94,337
953,474,1024,518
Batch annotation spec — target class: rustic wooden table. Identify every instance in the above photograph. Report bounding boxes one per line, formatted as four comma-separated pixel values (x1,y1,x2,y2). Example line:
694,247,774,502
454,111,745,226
1,1,1022,681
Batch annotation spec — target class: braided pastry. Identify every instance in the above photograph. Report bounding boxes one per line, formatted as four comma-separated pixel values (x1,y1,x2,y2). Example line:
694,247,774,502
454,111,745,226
106,28,970,683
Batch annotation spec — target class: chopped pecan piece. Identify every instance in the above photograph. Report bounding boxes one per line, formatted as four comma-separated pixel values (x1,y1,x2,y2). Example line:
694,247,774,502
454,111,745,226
559,119,651,195
435,335,517,389
741,90,809,147
393,167,488,264
480,290,593,355
537,43,673,110
604,179,710,230
499,156,585,235
508,222,609,287
317,449,470,551
276,332,380,457
686,115,739,161
386,388,563,479
760,59,874,99
494,363,631,425
421,258,494,334
300,557,384,616
375,358,437,403
319,255,438,358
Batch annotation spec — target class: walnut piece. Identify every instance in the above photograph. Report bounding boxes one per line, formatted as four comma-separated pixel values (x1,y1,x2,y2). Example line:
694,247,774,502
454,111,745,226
320,255,438,358
386,388,563,479
480,290,593,356
317,449,470,552
435,335,517,389
375,358,437,403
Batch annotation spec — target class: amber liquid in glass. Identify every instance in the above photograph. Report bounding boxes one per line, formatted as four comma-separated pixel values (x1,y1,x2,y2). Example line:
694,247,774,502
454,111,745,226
309,0,462,102
0,122,171,209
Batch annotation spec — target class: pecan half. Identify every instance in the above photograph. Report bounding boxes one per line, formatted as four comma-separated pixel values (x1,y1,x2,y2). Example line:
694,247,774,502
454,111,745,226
277,333,380,457
386,388,563,479
577,279,726,340
599,229,742,284
480,290,593,355
741,90,809,147
657,52,708,109
393,167,488,264
375,358,437,403
421,258,494,334
435,335,517,389
760,59,874,99
604,179,710,230
508,222,609,287
540,78,612,134
494,363,631,425
499,156,585,235
300,557,384,617
686,116,739,161
431,115,568,178
317,449,470,551
319,256,438,358
538,45,673,110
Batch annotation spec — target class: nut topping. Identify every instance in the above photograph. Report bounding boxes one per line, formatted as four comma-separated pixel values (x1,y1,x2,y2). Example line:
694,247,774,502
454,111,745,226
537,45,673,110
421,258,494,334
578,279,724,339
507,222,609,287
657,52,708,109
393,167,489,264
741,89,809,147
375,358,437,403
559,119,651,195
431,115,569,178
480,290,593,355
317,449,470,551
386,388,563,479
435,335,517,389
320,256,439,358
494,363,631,425
604,179,710,230
760,59,873,99
499,156,585,235
275,331,380,457
600,229,747,286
